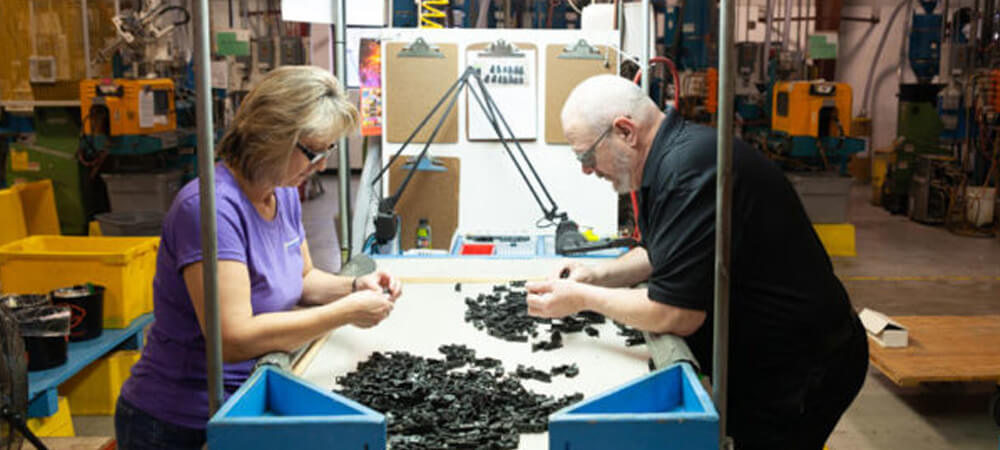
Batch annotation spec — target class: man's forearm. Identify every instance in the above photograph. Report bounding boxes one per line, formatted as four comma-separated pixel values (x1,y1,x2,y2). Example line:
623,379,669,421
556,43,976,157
578,284,704,336
591,247,653,288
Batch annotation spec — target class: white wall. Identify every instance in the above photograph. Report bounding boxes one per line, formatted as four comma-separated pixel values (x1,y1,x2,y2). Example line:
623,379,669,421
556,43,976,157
380,29,620,238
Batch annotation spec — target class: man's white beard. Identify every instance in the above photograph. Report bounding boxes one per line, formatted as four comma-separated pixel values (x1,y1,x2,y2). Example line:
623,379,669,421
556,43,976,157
612,150,633,194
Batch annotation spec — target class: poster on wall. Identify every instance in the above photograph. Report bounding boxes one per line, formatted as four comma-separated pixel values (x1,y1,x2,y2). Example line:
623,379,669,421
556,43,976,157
359,38,382,137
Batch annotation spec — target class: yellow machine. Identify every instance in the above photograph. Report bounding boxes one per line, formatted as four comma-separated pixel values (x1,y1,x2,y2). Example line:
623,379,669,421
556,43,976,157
771,81,853,138
80,78,176,136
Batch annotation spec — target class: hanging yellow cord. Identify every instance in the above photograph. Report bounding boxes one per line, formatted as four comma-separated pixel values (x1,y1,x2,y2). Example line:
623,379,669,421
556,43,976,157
419,0,448,28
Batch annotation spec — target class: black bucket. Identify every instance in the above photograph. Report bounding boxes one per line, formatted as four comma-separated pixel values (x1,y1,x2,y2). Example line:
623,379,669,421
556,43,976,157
15,305,71,372
52,284,105,342
24,336,68,371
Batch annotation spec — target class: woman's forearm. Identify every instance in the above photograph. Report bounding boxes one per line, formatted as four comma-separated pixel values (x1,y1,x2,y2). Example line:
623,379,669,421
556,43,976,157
301,268,354,305
222,300,355,362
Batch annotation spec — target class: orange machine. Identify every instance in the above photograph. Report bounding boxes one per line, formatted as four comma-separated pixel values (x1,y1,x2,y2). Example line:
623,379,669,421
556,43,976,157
771,81,853,138
80,78,176,136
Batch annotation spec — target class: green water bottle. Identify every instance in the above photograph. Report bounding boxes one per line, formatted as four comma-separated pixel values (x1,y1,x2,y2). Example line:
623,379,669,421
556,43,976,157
416,218,431,249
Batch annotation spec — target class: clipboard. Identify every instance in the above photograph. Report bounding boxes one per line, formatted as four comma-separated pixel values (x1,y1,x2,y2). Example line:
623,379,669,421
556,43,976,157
544,40,618,144
388,156,460,251
465,40,538,141
384,39,459,143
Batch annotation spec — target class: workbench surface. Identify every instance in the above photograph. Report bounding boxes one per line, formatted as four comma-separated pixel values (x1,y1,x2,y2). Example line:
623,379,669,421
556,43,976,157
299,257,651,450
868,315,1000,387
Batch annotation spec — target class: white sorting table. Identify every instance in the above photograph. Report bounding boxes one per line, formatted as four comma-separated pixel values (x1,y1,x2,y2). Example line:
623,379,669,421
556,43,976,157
297,257,651,449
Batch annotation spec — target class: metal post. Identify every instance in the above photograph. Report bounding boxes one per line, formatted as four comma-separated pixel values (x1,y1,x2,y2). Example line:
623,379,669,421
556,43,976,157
618,0,626,57
797,0,804,53
81,0,92,78
641,0,651,95
193,0,224,416
335,0,351,263
783,0,792,48
898,0,913,84
763,0,773,76
715,0,735,446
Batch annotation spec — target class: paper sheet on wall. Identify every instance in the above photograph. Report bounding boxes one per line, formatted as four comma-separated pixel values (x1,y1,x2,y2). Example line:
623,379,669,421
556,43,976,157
138,90,154,128
466,48,537,140
347,0,385,26
281,0,336,24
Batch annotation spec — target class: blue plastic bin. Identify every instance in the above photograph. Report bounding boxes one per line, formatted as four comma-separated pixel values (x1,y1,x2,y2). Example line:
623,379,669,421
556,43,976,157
548,362,719,450
207,367,386,450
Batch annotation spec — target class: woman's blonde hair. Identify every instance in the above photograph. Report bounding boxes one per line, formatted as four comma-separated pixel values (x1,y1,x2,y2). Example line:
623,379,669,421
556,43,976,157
218,66,359,186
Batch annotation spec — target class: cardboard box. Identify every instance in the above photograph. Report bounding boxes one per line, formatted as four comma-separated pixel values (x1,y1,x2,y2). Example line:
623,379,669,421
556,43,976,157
860,308,908,348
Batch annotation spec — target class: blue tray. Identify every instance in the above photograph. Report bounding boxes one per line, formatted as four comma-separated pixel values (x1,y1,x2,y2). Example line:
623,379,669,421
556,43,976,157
549,362,719,450
208,366,386,450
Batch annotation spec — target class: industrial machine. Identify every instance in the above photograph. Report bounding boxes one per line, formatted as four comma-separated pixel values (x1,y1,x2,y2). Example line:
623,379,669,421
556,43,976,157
765,81,865,172
95,1,191,77
907,154,961,224
880,0,999,235
80,78,181,155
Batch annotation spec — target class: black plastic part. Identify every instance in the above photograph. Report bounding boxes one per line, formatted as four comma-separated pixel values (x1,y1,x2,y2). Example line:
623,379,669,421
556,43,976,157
334,346,583,449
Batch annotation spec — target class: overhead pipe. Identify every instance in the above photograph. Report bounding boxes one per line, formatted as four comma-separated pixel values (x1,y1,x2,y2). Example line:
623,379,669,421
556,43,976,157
715,0,735,445
758,15,879,23
193,0,224,415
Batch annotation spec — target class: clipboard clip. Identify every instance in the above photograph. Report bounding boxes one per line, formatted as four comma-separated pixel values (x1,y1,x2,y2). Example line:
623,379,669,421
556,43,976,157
559,39,603,60
398,37,444,58
402,155,447,172
479,39,524,58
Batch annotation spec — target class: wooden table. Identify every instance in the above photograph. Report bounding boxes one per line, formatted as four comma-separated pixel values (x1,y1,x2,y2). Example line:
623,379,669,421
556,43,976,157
867,315,1000,388
39,436,114,450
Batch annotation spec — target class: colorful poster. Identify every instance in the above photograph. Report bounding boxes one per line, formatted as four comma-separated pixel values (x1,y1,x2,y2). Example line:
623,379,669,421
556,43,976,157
359,38,382,137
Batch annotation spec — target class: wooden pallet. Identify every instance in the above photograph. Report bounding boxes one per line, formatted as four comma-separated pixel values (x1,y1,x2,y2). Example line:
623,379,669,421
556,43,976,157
867,315,1000,387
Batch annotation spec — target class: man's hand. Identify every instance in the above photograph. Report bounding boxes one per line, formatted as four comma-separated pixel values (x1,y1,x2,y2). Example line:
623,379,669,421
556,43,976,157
551,260,598,283
354,269,403,301
525,280,586,318
339,290,394,328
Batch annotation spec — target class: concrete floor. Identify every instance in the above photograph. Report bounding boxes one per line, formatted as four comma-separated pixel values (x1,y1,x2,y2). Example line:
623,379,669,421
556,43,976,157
828,184,1000,450
73,176,1000,449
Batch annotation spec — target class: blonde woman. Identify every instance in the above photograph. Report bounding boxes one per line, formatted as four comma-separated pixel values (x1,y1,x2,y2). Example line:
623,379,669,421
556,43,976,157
115,66,402,449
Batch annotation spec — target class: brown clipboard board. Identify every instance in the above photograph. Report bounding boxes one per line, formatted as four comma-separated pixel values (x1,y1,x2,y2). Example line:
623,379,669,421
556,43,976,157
384,41,459,144
544,42,618,144
465,41,538,142
388,156,460,251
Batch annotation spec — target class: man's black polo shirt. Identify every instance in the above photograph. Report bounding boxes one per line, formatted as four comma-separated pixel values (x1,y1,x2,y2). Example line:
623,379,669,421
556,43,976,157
636,108,856,381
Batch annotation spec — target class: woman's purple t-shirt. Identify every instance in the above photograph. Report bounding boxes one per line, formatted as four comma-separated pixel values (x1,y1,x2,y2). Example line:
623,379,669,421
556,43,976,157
120,163,305,429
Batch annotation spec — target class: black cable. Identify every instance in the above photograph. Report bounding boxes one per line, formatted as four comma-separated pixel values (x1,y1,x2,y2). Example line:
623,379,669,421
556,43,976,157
467,73,557,221
371,69,471,187
156,5,191,27
469,70,565,221
385,69,471,211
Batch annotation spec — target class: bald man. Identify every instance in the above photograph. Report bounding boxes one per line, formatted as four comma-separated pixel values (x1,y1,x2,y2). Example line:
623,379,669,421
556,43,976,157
525,75,868,449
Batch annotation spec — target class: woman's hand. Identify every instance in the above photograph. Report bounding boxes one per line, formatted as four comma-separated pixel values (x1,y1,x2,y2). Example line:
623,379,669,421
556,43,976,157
339,290,394,328
354,270,403,301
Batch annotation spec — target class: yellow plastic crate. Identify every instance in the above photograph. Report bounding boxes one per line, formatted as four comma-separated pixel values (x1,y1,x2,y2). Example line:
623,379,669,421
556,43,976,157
0,236,159,328
27,396,75,437
60,350,141,415
16,180,60,235
0,186,28,246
